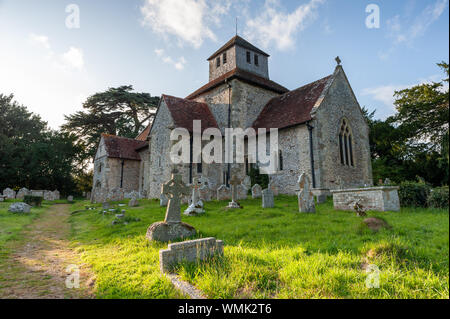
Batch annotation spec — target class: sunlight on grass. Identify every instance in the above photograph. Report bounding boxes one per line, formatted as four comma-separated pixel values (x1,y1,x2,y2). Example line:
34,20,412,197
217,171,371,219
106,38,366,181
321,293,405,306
69,196,449,299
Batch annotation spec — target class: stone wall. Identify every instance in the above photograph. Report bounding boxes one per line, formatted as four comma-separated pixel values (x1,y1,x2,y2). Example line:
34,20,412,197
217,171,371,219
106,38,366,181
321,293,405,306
235,45,269,79
209,46,237,82
313,66,373,190
331,186,400,212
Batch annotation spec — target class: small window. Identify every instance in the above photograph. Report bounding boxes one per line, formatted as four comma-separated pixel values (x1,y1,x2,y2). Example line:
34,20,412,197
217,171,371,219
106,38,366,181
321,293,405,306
216,57,220,67
246,51,251,63
278,150,283,171
223,52,227,64
254,54,259,66
197,162,203,174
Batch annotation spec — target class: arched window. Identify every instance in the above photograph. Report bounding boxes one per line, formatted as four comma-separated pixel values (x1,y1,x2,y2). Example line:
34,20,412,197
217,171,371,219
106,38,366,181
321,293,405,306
339,119,354,167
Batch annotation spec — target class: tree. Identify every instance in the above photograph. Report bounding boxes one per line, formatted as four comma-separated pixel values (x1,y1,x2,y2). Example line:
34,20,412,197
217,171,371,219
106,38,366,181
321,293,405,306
61,85,159,170
0,94,81,194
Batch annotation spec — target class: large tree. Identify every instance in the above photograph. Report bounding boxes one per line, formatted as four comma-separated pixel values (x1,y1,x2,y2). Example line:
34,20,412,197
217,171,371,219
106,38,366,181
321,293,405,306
61,85,160,170
0,94,81,194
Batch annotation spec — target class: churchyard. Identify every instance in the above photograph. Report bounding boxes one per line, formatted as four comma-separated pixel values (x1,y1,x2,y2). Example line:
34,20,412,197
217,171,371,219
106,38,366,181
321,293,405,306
1,192,446,299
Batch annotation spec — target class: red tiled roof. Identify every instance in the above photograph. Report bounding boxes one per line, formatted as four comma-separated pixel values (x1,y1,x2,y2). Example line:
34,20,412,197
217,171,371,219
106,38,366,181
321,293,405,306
136,123,151,141
162,95,219,132
253,75,333,130
101,134,147,160
207,35,269,61
186,68,288,100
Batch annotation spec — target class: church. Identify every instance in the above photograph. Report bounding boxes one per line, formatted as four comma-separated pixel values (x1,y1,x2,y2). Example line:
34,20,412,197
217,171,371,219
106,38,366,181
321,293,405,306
91,36,373,203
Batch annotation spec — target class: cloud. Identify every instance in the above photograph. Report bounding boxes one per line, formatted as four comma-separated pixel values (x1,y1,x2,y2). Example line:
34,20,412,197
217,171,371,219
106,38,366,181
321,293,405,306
387,0,448,45
244,0,325,51
140,0,233,48
29,33,51,49
154,49,186,70
61,47,84,70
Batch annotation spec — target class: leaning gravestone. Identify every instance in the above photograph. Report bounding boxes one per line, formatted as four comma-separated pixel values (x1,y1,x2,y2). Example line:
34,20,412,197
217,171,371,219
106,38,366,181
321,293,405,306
3,188,16,200
16,188,29,200
217,185,231,201
262,189,274,208
146,170,196,242
298,173,316,213
252,184,262,199
8,202,31,213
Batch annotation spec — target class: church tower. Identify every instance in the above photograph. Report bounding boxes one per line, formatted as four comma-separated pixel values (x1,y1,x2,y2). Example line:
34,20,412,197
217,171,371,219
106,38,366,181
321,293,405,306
207,35,270,82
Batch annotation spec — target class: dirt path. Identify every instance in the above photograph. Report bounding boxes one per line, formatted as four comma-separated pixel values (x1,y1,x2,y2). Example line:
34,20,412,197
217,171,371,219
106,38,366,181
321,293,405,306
0,204,94,299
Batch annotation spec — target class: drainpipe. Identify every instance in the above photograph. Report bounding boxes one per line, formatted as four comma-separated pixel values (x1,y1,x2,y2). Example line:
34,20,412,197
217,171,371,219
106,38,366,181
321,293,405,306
120,159,125,189
189,136,193,184
225,79,232,187
306,122,317,188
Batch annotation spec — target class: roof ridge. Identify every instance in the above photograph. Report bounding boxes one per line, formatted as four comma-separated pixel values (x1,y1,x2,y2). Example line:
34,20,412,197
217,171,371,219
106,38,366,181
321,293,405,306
207,35,269,61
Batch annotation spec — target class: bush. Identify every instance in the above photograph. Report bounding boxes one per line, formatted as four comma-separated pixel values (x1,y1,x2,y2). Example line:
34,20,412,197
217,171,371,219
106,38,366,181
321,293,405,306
398,182,431,207
23,195,43,207
427,186,449,209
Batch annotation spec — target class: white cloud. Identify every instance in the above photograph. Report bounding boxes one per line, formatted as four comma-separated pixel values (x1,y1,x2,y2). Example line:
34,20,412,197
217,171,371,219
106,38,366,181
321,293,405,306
61,47,84,70
140,0,233,48
244,0,325,51
29,33,51,49
387,0,448,45
155,50,187,70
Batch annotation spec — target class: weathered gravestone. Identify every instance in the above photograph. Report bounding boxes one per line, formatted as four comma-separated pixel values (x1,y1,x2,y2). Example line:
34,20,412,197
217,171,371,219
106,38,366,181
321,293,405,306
3,188,16,200
160,193,169,207
216,185,231,201
128,198,139,207
0,196,5,202
44,190,53,201
159,237,224,273
16,188,30,200
146,171,196,242
252,184,262,199
298,173,316,213
184,177,205,215
227,174,242,209
199,185,213,202
67,195,74,202
102,202,110,210
268,180,279,196
242,176,251,191
262,188,274,208
8,202,31,213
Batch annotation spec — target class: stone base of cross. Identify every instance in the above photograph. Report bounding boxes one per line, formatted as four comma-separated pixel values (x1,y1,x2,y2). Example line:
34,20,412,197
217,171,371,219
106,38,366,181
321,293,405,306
227,171,242,209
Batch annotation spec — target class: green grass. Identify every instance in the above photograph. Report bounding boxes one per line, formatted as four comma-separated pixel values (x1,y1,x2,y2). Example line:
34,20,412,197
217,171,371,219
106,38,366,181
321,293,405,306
0,200,46,275
68,196,449,299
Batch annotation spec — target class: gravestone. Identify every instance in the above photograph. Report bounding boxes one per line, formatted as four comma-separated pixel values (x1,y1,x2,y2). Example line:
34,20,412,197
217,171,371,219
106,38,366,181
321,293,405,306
44,190,53,201
184,177,205,215
384,178,391,185
85,192,91,200
262,189,274,208
128,198,139,207
3,188,16,200
216,185,231,201
268,180,278,196
160,193,168,207
102,202,110,210
16,188,29,200
159,237,224,273
146,171,196,242
242,176,251,191
199,185,212,202
252,184,262,199
298,173,316,213
237,184,248,200
0,196,5,202
67,195,74,202
227,174,242,209
8,202,31,213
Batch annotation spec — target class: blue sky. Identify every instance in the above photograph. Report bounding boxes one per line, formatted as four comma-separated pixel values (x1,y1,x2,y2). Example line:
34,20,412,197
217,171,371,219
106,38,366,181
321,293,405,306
0,0,448,129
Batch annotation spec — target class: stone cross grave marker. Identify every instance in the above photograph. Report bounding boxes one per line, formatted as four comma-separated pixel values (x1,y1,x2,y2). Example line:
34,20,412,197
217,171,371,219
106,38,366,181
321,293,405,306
184,177,205,215
162,173,191,224
227,173,242,209
298,173,316,213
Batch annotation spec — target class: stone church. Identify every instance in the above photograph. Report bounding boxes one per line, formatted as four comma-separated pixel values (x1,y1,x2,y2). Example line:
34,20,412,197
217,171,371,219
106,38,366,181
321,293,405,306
91,36,372,203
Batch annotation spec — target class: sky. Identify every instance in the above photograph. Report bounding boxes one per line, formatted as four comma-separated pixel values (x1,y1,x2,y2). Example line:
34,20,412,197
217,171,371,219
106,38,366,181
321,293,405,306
0,0,448,129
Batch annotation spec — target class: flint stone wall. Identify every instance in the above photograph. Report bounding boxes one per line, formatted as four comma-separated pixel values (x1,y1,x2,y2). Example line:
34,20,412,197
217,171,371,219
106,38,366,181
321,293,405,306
331,186,400,212
159,237,224,273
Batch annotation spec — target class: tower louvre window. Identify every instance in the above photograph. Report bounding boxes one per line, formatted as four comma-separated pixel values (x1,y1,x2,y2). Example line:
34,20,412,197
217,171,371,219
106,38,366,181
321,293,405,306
254,54,259,66
246,51,251,63
216,56,220,67
223,52,227,64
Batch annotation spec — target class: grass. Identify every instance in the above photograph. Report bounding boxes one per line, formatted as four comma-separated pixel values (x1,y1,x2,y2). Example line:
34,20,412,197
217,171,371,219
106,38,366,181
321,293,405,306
68,196,449,299
0,200,47,279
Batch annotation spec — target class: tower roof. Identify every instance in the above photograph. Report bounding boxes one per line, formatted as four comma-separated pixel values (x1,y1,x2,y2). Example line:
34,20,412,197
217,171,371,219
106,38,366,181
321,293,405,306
207,35,269,61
